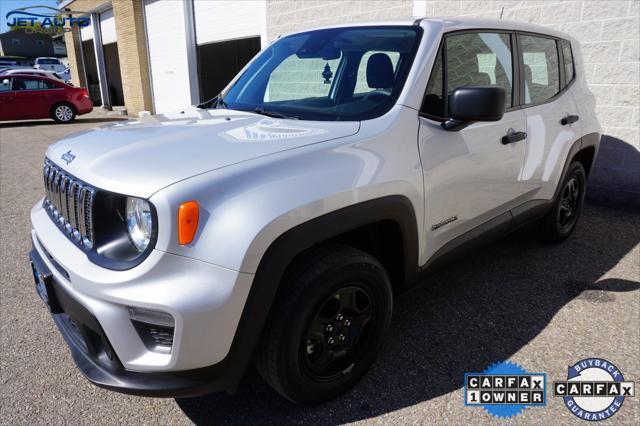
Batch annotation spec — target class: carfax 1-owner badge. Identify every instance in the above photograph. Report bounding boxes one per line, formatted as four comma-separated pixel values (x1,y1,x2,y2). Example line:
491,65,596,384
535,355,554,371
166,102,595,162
554,358,635,421
464,361,546,419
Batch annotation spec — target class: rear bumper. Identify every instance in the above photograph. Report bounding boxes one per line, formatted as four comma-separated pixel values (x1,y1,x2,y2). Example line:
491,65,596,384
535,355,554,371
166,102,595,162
75,98,93,115
29,247,242,397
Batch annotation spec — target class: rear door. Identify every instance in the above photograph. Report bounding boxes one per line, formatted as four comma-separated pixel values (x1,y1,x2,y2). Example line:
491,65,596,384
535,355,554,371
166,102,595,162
0,78,18,120
517,33,581,201
11,77,52,119
418,31,528,260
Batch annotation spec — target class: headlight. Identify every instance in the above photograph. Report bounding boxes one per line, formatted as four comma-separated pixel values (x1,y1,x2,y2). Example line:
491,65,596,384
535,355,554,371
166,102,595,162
126,197,153,252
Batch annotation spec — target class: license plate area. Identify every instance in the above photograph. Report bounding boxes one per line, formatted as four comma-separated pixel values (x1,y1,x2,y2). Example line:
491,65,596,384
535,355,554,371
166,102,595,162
29,249,63,314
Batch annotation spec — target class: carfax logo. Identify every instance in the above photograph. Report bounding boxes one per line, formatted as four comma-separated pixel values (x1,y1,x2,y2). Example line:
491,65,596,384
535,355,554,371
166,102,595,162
465,361,546,419
554,358,635,421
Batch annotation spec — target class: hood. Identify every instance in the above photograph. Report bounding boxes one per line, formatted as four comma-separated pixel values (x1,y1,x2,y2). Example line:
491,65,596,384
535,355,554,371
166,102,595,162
47,108,360,198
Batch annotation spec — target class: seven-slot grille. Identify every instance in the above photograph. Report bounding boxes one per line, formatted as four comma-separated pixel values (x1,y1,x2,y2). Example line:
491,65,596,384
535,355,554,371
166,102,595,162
43,159,95,249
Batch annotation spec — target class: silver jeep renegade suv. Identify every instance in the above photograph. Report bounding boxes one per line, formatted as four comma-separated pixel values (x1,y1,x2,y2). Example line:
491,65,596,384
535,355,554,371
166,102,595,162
29,18,601,403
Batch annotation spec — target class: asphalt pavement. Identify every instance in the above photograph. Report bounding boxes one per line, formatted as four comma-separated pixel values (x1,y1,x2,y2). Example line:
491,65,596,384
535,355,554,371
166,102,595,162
1,113,639,425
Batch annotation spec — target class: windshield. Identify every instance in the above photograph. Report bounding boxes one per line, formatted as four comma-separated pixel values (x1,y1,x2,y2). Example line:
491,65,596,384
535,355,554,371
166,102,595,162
37,58,60,65
218,26,422,121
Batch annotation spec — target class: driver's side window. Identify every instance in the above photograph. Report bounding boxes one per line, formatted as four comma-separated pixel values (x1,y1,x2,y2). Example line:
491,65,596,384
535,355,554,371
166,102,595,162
421,32,514,119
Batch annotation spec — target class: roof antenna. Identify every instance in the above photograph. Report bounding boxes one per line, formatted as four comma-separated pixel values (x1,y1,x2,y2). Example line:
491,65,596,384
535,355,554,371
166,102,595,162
500,7,504,19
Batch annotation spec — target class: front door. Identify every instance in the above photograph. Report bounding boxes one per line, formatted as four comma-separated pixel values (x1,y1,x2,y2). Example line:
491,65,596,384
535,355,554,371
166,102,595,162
418,31,527,261
11,77,50,119
0,78,18,120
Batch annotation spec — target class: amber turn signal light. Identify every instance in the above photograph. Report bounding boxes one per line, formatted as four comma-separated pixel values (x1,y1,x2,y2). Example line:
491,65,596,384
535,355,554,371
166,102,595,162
178,201,199,245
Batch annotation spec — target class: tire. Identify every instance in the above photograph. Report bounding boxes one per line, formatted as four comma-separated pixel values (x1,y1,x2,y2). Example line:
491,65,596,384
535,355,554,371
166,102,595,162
51,103,76,123
532,161,586,242
255,245,393,404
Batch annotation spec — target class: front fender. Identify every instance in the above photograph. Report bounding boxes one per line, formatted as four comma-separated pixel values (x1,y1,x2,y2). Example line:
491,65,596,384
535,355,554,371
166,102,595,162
150,106,424,273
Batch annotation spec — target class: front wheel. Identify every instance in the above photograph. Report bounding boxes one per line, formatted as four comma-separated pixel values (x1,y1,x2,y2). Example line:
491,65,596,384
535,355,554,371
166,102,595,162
532,161,586,241
51,103,76,123
256,245,393,404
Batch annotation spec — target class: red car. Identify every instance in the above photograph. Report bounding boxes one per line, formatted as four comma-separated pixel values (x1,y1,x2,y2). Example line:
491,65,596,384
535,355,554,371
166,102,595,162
0,74,92,123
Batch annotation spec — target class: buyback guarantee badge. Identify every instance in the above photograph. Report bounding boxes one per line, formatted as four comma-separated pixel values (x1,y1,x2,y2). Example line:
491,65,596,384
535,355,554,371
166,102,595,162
465,361,547,419
554,358,635,421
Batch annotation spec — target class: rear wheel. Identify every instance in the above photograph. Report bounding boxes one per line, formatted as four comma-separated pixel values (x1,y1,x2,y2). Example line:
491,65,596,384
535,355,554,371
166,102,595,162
256,245,393,404
532,161,586,241
51,103,76,123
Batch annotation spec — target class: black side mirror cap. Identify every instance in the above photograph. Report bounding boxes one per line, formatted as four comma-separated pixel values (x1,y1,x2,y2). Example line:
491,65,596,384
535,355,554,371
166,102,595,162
442,85,506,131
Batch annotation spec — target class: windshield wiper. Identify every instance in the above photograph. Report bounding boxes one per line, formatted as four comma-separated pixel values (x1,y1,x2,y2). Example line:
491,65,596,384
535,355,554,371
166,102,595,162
252,107,299,120
197,94,227,109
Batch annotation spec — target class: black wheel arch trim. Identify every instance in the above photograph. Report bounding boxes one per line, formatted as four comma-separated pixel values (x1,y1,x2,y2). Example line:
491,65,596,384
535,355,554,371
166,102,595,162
553,132,600,202
224,195,420,388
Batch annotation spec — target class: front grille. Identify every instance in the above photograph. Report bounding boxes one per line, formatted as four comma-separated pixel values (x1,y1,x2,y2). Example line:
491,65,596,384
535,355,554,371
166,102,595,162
43,159,95,249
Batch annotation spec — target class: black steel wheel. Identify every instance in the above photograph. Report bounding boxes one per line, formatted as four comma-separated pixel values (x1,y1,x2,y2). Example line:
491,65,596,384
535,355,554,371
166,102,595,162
558,176,580,231
302,284,376,381
256,245,393,404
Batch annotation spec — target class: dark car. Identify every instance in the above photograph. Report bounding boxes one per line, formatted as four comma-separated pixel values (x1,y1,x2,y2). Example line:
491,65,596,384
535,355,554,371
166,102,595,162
0,74,92,123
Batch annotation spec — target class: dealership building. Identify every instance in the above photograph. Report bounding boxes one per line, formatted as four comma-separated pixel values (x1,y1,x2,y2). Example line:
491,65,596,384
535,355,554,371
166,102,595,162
61,0,638,200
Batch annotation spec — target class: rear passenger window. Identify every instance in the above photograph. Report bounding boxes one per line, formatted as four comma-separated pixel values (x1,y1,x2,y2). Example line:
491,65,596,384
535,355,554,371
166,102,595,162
560,39,574,85
421,32,513,118
13,78,54,90
520,35,560,104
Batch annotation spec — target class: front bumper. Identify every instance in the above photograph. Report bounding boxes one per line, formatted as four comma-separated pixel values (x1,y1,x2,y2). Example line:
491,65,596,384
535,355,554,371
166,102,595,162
29,248,241,397
29,200,255,396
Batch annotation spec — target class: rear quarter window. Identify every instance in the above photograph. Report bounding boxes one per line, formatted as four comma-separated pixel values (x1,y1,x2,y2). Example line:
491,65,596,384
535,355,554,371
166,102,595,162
560,39,575,86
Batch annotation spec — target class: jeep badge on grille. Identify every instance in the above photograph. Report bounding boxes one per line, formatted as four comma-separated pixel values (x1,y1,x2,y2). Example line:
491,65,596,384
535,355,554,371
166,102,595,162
61,150,76,165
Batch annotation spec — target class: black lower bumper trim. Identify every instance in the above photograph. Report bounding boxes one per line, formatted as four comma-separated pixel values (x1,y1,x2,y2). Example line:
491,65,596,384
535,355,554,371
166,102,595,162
29,248,239,398
53,312,233,397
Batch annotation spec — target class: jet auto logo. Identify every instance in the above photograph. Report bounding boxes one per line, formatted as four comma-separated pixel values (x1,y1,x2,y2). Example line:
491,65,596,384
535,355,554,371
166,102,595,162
5,5,90,34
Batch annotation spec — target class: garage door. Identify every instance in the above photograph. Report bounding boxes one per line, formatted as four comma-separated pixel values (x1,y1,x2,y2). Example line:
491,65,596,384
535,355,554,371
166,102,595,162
144,0,192,114
194,0,265,102
80,16,93,41
100,9,116,45
194,0,266,45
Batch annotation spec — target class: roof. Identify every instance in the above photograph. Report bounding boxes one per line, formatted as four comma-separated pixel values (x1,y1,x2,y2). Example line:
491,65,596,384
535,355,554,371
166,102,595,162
427,17,569,39
279,16,571,42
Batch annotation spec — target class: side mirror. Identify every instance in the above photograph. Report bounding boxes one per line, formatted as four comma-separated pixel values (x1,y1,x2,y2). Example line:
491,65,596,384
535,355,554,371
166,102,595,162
442,86,506,131
2,79,9,86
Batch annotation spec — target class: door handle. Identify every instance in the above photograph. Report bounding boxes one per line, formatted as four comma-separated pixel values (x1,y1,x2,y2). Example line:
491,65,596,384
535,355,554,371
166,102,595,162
561,115,579,125
501,129,527,145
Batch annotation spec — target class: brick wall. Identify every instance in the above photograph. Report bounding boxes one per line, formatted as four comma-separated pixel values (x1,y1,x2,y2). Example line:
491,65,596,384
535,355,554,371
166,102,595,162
64,25,86,88
112,0,153,115
266,0,640,204
266,0,413,39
